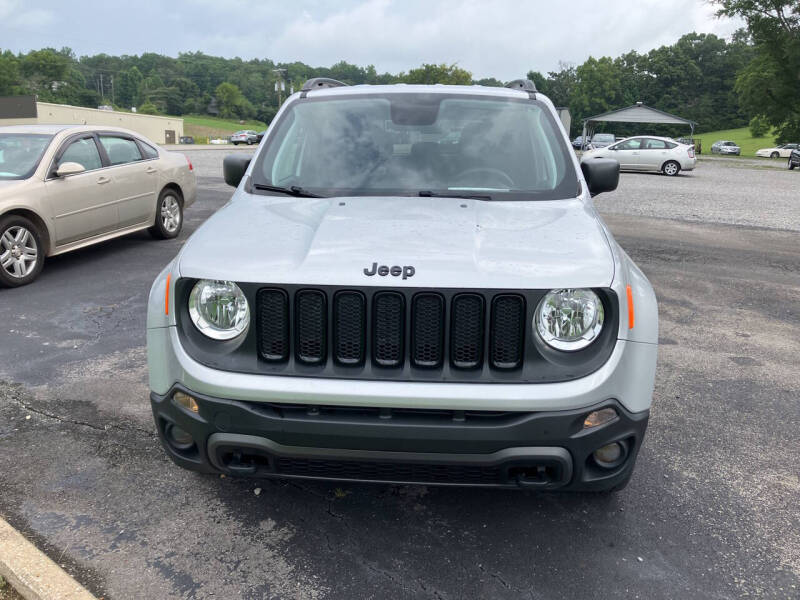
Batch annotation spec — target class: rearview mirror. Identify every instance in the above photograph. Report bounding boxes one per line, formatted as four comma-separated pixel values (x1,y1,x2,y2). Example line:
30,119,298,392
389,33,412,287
223,154,252,188
580,158,619,196
55,162,86,177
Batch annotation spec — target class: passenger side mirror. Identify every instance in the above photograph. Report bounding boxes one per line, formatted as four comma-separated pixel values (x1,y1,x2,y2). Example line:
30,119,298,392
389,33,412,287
55,162,86,177
581,158,620,196
223,154,252,188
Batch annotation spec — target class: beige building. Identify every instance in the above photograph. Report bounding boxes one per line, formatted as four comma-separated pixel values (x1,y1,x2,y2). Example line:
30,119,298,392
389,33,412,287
0,96,183,144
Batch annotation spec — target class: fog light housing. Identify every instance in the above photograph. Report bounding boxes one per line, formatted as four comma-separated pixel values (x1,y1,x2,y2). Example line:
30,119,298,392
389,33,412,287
583,407,617,429
165,423,194,450
173,391,199,413
593,441,627,469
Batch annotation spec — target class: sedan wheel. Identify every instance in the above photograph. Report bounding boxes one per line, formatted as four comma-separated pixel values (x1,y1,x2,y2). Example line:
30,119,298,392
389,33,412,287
771,152,779,159
149,189,183,239
0,216,45,287
662,161,680,176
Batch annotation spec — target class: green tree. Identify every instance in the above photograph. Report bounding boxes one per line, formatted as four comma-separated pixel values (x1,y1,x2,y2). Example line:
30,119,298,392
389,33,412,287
403,63,472,85
749,114,770,137
116,66,143,107
214,82,254,119
0,51,22,96
715,0,800,141
525,71,548,95
137,101,159,115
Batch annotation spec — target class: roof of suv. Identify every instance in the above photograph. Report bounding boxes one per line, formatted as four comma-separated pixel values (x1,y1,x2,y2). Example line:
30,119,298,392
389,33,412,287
301,83,537,100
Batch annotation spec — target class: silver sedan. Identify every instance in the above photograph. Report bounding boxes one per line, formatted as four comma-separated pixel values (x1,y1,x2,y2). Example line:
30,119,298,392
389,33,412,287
0,124,196,287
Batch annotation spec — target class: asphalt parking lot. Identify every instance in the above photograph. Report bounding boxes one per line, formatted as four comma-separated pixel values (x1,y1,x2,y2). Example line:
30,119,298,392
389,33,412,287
1,151,798,599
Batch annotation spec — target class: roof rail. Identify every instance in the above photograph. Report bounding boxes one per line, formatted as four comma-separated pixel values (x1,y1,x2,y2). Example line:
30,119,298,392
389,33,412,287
505,79,537,93
301,78,348,92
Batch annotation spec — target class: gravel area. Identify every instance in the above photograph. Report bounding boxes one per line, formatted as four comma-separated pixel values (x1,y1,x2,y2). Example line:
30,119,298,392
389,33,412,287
594,158,800,232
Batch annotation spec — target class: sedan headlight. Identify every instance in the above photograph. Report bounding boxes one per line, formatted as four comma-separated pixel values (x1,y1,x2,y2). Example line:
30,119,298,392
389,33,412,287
535,289,604,351
188,279,249,340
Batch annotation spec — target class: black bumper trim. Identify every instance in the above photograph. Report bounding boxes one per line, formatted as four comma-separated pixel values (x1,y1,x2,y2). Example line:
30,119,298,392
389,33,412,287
151,387,649,491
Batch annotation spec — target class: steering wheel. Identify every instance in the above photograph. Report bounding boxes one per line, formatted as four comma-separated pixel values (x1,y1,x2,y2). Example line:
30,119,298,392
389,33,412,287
452,167,515,189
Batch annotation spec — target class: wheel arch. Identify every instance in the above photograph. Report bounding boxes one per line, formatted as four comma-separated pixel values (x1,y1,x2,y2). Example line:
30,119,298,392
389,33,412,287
160,182,184,205
1,207,52,255
661,159,681,174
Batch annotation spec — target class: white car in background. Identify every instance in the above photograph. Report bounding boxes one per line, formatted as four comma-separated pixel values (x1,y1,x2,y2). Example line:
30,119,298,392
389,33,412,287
755,143,799,159
582,135,696,176
0,124,196,287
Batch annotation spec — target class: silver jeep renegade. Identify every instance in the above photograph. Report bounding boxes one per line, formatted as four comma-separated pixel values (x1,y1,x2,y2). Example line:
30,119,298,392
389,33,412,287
147,78,658,492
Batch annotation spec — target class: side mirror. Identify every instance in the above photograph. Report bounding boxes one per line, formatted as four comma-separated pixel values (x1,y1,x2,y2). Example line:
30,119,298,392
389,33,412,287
581,158,620,196
55,162,86,177
223,154,252,188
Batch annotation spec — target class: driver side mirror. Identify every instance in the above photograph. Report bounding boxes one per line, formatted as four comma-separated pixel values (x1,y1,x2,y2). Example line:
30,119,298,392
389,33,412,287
581,158,619,196
223,154,252,188
55,162,86,177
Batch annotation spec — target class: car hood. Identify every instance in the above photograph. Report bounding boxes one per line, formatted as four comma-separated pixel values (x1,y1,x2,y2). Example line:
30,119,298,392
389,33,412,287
178,195,615,289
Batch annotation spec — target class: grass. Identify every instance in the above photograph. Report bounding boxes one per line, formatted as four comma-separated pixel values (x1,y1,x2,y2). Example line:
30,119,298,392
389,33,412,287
182,115,266,140
0,576,23,600
694,126,778,157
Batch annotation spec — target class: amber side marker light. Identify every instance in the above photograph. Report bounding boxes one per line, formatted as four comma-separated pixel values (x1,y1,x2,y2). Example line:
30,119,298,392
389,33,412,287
165,273,171,315
173,391,199,413
583,407,618,429
626,284,635,329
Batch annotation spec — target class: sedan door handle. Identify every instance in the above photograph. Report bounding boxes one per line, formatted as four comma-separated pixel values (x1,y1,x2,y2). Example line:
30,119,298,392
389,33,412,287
145,166,157,174
97,176,111,185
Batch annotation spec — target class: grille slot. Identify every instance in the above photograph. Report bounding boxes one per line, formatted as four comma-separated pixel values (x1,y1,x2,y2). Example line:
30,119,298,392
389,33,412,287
295,290,326,365
257,288,290,361
373,292,405,367
411,293,445,368
333,291,366,365
275,457,503,485
451,294,485,369
490,295,525,369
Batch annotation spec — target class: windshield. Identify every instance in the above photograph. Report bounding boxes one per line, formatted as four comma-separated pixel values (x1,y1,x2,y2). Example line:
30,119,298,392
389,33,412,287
252,93,577,200
0,134,53,180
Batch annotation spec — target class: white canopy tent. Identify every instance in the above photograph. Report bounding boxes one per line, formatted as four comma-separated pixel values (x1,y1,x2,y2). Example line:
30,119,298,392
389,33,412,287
581,102,697,148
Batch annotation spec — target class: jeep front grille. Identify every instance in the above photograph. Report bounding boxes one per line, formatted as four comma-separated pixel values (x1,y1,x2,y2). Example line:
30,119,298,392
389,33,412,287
256,287,525,373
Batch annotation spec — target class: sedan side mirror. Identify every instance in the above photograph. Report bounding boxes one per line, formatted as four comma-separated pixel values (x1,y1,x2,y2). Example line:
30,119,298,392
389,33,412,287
223,154,252,188
55,162,86,177
581,158,620,196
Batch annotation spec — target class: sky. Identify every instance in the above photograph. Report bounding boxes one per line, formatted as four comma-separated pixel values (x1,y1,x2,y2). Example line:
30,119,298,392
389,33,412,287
0,0,743,79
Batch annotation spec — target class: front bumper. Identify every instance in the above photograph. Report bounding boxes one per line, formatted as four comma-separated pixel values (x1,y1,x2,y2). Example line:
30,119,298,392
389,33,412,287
151,388,649,491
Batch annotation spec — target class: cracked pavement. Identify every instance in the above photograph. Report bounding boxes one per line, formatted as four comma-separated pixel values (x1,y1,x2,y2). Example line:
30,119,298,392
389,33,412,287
0,152,798,599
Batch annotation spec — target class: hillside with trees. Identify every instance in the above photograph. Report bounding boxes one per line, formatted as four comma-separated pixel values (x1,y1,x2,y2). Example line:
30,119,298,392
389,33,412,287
0,4,797,140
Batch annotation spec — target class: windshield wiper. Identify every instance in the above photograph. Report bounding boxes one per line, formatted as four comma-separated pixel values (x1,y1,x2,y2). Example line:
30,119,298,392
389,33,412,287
418,190,493,200
253,183,325,198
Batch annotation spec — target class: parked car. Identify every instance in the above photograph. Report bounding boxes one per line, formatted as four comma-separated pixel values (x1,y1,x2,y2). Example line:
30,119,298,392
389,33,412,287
256,131,266,143
572,135,586,149
589,133,616,148
147,78,658,493
755,143,799,159
711,140,741,155
179,136,195,145
788,147,800,170
582,135,696,176
229,130,259,145
0,124,196,287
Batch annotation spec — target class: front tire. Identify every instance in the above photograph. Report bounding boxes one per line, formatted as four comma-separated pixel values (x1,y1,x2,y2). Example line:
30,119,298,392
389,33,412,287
789,159,795,170
662,160,681,176
148,189,183,240
0,215,45,288
770,151,779,159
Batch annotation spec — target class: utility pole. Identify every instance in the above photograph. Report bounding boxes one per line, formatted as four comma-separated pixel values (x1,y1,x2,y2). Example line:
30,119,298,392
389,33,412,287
99,73,104,101
272,68,287,106
110,75,114,105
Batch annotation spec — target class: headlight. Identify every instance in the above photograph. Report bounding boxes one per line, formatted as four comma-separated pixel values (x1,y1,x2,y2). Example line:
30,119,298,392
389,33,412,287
535,289,604,351
188,279,249,340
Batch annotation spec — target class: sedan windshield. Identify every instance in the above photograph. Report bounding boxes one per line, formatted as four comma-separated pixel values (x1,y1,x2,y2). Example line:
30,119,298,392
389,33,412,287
0,134,53,180
252,93,577,200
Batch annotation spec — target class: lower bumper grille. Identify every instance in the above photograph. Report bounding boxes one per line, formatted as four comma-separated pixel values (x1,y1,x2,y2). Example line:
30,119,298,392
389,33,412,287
275,457,502,484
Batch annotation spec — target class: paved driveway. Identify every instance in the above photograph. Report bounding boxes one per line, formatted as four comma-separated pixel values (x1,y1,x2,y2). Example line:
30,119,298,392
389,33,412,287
0,153,798,599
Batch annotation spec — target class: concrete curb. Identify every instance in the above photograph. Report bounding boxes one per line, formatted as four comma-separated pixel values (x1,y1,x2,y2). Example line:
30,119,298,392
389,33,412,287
0,517,96,600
